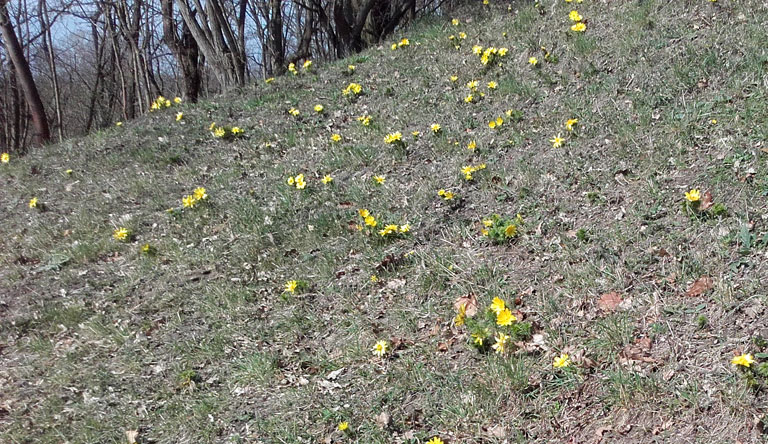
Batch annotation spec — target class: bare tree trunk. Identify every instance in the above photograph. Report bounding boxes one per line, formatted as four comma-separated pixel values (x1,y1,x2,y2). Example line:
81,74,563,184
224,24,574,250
162,0,202,101
0,2,50,145
39,0,63,141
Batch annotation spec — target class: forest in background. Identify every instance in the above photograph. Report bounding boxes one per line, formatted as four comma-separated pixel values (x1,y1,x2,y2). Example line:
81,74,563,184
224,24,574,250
0,0,456,151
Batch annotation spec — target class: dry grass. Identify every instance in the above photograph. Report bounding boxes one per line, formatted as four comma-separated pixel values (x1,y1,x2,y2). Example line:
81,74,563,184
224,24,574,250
3,1,768,443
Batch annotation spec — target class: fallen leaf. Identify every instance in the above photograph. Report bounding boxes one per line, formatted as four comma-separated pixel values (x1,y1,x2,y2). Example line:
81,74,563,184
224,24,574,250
595,425,612,441
700,191,714,210
598,292,622,312
375,411,391,429
487,424,508,439
326,368,345,380
685,276,714,297
125,430,139,444
454,293,478,316
620,337,658,364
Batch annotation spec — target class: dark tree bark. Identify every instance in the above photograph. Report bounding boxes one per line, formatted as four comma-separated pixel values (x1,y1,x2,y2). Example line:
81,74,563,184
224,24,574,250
0,1,50,145
162,0,202,101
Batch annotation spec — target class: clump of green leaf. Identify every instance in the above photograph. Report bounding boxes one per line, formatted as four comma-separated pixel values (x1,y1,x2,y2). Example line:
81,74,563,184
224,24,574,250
483,213,524,244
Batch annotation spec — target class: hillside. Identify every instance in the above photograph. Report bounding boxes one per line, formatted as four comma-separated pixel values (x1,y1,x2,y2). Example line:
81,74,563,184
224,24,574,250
3,1,768,443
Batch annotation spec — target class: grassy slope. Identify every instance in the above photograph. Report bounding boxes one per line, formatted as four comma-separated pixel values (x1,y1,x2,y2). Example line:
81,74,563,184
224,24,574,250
3,0,768,442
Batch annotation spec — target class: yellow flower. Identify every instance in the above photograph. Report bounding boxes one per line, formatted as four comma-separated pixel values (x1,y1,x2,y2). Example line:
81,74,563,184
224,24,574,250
466,80,478,91
347,65,356,72
399,224,410,233
569,10,583,22
379,224,399,236
231,127,243,135
302,60,312,70
553,353,571,368
295,174,306,189
65,169,73,175
496,308,517,326
175,112,183,121
364,215,377,227
483,219,494,227
398,38,410,47
412,131,421,138
492,332,509,354
209,122,217,130
174,97,182,104
28,197,38,208
498,47,508,56
141,243,152,254
1,152,8,163
391,43,398,50
496,117,504,126
265,77,275,83
116,121,123,127
331,133,342,142
464,94,474,103
370,275,378,282
565,118,579,131
164,99,171,108
113,227,130,241
529,56,538,66
490,297,506,314
359,209,370,218
451,18,460,26
384,132,403,144
504,224,517,237
488,120,497,129
338,422,349,431
458,31,467,39
314,104,324,113
289,108,300,116
454,303,466,326
488,81,498,89
213,127,226,138
426,437,444,444
288,63,297,74
287,176,295,186
372,340,388,357
467,140,476,151
472,45,483,55
321,175,333,184
710,119,717,125
471,331,486,345
571,22,587,32
182,195,197,208
438,189,455,200
550,134,565,148
450,75,458,82
193,187,207,201
373,175,385,184
431,123,441,134
731,353,755,368
343,82,362,96
357,115,371,126
285,280,298,293
685,189,700,202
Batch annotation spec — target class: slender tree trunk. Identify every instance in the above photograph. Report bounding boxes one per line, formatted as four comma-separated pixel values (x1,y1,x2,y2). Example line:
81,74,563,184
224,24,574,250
0,2,50,145
39,0,63,141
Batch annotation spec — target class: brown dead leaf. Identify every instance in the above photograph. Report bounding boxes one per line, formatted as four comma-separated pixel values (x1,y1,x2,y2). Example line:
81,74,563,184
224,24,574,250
685,276,714,297
700,191,714,210
454,293,478,317
337,201,354,209
598,292,623,312
437,338,455,352
486,424,508,439
595,425,612,441
620,337,658,364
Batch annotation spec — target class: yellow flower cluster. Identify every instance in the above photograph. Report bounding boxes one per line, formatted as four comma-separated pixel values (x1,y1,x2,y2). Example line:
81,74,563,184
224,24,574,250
288,107,300,117
182,187,208,208
359,208,377,227
289,61,312,76
378,223,410,237
314,104,324,113
437,189,455,200
472,45,508,65
391,38,410,50
357,115,372,126
150,95,179,111
210,122,244,139
287,173,307,190
461,163,486,180
488,116,504,128
384,132,403,144
569,10,587,32
1,152,9,163
342,82,362,96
